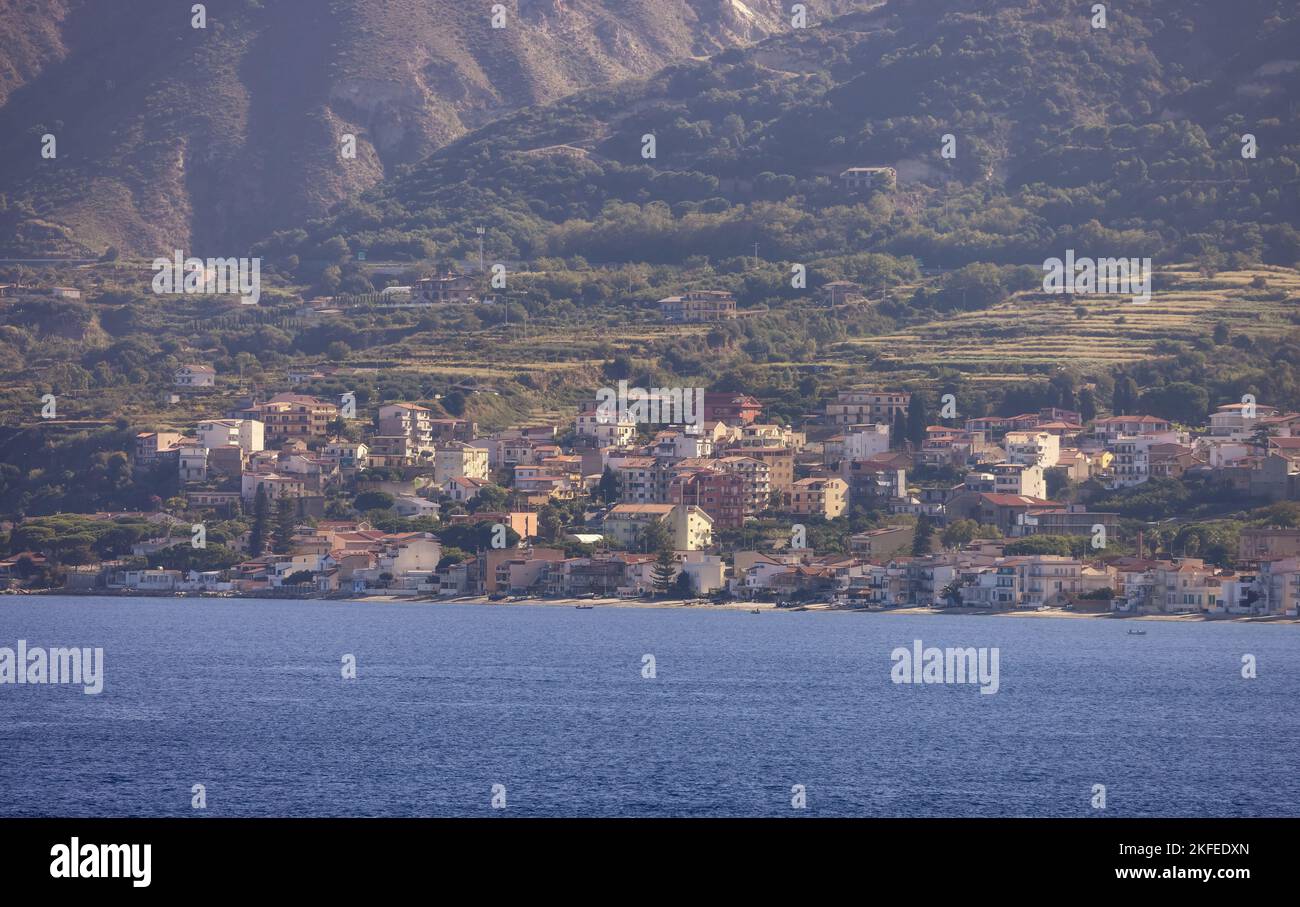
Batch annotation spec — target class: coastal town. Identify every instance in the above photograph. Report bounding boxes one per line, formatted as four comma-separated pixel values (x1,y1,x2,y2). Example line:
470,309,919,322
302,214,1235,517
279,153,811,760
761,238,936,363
4,334,1298,619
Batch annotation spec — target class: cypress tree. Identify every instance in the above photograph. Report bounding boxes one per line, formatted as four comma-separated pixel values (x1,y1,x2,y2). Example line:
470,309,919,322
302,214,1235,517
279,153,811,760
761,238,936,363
249,485,269,556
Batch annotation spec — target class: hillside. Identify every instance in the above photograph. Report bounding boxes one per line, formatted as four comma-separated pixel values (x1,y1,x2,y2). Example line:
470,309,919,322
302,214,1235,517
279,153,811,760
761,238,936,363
0,0,861,257
266,0,1300,285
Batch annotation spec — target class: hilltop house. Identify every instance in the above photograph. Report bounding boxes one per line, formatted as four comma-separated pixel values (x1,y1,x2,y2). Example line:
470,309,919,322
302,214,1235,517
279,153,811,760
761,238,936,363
659,290,737,323
175,363,215,388
839,167,896,191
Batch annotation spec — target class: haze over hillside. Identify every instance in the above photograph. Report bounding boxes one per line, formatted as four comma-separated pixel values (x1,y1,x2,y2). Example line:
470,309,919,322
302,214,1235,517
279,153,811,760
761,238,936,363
0,0,862,257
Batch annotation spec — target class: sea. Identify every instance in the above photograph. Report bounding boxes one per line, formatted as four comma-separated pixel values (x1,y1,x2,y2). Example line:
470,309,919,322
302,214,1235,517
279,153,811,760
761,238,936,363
1,596,1296,817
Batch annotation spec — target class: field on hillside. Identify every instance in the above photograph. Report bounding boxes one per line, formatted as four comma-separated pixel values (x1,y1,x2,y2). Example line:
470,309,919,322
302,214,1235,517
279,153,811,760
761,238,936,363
832,267,1300,373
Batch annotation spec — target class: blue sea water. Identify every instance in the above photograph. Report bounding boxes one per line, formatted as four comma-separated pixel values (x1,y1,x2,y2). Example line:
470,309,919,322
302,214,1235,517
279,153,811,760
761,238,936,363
0,596,1296,817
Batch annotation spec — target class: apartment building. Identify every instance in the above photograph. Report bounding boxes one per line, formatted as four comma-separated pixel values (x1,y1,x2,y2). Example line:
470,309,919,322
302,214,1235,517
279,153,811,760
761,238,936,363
788,477,848,519
378,403,435,450
825,389,910,427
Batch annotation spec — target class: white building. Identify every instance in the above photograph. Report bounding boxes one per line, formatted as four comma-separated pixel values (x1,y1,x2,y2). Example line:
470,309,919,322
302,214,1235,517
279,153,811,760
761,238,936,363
175,364,215,388
843,423,891,461
197,419,264,455
1004,431,1060,469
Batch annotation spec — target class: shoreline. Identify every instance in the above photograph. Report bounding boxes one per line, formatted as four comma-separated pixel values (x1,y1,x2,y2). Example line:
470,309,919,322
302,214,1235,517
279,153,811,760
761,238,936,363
10,589,1299,624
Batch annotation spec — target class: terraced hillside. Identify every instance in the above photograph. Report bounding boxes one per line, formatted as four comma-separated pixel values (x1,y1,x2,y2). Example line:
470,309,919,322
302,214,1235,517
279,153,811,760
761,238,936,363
838,267,1300,372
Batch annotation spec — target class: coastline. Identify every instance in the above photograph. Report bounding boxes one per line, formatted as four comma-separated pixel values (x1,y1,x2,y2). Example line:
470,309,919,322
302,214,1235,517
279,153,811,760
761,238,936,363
12,589,1298,623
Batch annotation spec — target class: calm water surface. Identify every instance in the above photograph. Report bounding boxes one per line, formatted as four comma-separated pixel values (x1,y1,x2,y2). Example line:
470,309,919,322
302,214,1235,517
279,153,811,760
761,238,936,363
1,596,1296,817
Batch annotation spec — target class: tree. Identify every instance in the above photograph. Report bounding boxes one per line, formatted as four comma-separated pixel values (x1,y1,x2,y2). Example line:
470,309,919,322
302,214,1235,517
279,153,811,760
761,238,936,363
471,484,508,513
1112,376,1139,416
941,519,980,550
641,517,672,555
326,341,351,362
249,485,269,556
272,493,296,555
906,392,927,450
597,467,621,504
285,570,315,586
651,547,677,596
891,409,908,450
1079,386,1097,423
538,503,565,542
353,491,395,512
912,515,935,556
672,570,694,597
442,391,466,417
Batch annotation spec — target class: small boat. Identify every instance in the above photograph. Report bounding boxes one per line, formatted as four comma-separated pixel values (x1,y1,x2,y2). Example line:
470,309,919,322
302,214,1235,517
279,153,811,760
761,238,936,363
575,604,594,610
750,608,761,614
1127,628,1146,635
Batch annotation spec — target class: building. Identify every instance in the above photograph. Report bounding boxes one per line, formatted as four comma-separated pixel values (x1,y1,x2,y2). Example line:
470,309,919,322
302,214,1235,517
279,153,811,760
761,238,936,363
946,492,1060,536
321,440,369,472
823,281,866,306
1004,431,1060,469
576,405,638,447
1091,415,1173,443
175,363,215,388
787,477,848,519
842,424,891,461
1239,527,1300,561
178,445,208,482
659,290,737,323
238,394,338,442
991,462,1046,499
433,441,489,485
603,503,713,551
702,392,762,425
743,447,795,493
669,468,747,529
241,472,308,503
849,527,913,560
609,456,672,504
378,403,434,450
1209,402,1279,437
825,389,910,427
1024,504,1119,539
197,419,264,455
134,431,187,472
1108,435,1157,488
838,167,896,191
411,269,478,305
713,456,772,515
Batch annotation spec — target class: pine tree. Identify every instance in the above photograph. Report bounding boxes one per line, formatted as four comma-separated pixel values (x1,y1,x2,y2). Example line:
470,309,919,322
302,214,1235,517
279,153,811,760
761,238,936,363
651,547,677,597
272,492,296,555
249,485,269,556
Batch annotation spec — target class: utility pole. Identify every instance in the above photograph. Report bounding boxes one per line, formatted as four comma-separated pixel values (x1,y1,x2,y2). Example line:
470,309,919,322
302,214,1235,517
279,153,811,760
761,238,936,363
753,242,759,270
476,226,485,274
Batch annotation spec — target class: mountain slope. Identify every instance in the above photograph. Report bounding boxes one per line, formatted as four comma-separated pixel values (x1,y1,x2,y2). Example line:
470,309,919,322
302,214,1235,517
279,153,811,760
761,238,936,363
0,0,861,257
266,0,1299,284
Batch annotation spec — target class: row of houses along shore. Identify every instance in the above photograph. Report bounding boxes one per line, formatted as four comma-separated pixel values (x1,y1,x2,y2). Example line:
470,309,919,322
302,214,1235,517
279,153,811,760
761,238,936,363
8,379,1300,616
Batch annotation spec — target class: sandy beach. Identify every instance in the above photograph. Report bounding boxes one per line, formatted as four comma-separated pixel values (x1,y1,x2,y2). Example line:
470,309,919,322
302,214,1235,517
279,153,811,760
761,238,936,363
344,594,1300,624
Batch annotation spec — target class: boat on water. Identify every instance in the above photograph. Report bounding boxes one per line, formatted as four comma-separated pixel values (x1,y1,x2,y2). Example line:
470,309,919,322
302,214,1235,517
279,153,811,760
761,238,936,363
1127,628,1147,635
750,608,761,614
575,604,594,610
